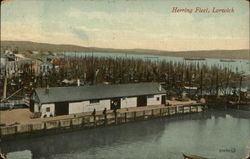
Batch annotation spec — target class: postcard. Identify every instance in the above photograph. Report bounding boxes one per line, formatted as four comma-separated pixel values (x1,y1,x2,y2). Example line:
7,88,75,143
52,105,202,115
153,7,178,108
0,0,249,159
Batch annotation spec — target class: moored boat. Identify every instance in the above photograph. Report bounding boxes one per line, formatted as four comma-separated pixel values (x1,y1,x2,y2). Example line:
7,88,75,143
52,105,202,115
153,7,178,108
244,152,250,159
183,153,208,159
0,152,7,159
220,59,236,62
184,58,205,61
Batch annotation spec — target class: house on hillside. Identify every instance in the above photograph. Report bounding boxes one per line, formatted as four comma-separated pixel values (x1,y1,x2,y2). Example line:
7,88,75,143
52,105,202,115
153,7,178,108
30,83,166,118
0,53,19,76
39,62,53,74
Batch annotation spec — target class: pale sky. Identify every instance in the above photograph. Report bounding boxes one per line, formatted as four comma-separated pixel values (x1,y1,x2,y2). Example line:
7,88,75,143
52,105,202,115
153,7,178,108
1,0,249,51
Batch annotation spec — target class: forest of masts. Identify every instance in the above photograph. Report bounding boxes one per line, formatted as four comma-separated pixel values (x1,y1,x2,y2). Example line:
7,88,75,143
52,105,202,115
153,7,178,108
1,55,245,99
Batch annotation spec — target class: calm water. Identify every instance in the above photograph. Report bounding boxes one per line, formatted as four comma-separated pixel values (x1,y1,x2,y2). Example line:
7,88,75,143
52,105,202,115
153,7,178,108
55,52,250,74
1,110,250,159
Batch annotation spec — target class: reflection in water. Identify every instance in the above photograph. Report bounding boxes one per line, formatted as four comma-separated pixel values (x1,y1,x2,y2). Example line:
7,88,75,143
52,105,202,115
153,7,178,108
6,150,32,159
1,110,250,159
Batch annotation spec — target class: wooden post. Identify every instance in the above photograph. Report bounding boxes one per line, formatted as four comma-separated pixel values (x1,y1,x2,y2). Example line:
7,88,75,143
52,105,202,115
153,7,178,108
125,112,127,123
94,115,96,126
14,125,18,135
44,122,46,130
151,109,154,118
160,108,162,117
82,117,85,127
189,105,191,112
163,108,166,116
104,114,107,126
167,107,170,115
182,106,184,113
134,112,136,121
115,112,117,125
196,105,199,112
29,124,33,133
70,118,73,128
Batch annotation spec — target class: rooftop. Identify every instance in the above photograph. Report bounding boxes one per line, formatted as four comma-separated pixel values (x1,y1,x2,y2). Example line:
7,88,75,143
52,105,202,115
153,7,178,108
34,82,166,104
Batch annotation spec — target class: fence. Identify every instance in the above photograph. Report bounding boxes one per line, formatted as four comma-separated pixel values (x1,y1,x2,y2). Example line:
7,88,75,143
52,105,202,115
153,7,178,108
0,104,206,140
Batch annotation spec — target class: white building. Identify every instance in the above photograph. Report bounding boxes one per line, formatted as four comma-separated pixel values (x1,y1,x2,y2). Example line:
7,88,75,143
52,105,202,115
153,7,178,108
0,53,18,76
30,83,166,118
39,62,53,74
0,53,34,76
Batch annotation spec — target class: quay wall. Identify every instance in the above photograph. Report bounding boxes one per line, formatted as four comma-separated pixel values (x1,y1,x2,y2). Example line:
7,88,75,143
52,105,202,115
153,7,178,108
0,104,206,140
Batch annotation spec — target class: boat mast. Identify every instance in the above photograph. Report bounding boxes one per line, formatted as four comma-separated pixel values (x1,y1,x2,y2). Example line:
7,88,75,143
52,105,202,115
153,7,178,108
200,69,203,97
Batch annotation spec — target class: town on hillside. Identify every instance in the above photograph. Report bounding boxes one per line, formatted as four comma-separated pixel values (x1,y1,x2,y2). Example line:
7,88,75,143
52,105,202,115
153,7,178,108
0,46,249,119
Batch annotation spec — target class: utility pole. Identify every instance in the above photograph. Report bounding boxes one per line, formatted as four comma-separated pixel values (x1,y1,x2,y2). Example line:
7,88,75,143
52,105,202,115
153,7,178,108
3,76,7,99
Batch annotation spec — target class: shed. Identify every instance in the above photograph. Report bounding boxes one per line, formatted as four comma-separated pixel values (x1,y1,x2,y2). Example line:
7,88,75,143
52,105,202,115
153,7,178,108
30,82,166,118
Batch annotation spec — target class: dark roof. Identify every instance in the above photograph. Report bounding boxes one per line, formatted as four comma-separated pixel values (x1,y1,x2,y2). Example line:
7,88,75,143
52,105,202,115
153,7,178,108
35,82,166,104
1,53,17,60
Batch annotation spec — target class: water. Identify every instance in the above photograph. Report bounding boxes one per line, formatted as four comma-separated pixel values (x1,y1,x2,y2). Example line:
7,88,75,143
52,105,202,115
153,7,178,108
55,52,250,74
1,110,250,159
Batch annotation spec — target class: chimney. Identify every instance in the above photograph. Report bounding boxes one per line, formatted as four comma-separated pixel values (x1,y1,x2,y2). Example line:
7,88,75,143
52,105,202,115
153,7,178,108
45,85,49,94
77,79,80,87
158,84,162,91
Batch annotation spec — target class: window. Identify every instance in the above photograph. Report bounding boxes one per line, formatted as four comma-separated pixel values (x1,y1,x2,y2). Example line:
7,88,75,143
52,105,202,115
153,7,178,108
90,99,100,104
46,107,50,112
157,97,160,101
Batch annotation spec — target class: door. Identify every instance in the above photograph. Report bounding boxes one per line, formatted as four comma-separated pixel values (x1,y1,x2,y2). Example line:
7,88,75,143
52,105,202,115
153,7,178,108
111,98,121,110
137,95,147,107
161,95,166,104
30,100,34,112
55,102,69,116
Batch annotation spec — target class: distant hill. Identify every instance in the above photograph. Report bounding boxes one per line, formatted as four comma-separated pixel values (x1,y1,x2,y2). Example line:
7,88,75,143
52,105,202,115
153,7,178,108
1,40,249,59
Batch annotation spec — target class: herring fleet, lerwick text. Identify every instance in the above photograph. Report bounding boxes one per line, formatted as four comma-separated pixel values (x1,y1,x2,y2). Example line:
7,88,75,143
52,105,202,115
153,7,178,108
172,7,234,14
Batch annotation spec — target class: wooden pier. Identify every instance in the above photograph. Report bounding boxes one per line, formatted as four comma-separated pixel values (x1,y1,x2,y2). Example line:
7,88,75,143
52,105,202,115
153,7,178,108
0,103,206,141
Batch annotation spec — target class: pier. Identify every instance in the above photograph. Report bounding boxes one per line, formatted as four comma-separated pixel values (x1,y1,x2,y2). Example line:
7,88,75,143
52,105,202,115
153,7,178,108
0,103,206,141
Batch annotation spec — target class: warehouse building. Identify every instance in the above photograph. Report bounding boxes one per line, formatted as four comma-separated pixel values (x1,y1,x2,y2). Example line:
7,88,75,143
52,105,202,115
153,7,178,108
30,82,166,118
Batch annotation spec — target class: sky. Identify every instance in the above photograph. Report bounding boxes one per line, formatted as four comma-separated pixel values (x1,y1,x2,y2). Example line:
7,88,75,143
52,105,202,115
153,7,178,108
1,0,249,51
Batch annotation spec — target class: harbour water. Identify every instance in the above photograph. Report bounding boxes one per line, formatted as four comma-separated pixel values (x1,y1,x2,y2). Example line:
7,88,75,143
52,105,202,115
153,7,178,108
1,110,249,159
55,52,250,74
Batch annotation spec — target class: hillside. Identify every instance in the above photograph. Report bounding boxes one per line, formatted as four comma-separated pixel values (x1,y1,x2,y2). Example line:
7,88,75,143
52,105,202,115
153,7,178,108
1,40,249,59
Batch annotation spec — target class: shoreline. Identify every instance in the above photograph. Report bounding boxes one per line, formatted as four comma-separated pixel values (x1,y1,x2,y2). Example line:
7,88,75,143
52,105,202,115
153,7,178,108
2,41,249,60
31,49,250,60
1,107,249,143
1,109,249,159
81,50,249,60
0,104,206,141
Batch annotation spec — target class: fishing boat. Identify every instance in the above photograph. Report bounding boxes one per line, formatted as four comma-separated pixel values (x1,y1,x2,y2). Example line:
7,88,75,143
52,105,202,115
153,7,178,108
0,152,6,159
183,153,208,159
244,152,250,159
184,58,205,61
220,59,236,62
